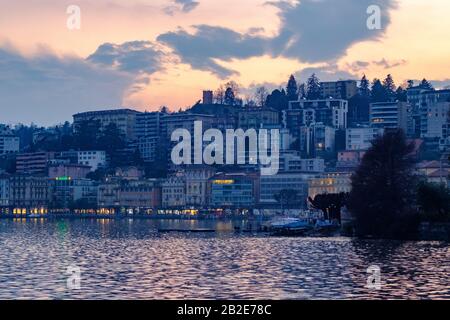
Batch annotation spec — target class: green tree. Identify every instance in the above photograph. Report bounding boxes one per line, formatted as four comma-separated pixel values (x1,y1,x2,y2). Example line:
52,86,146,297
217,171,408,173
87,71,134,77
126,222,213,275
73,119,101,150
419,78,434,90
306,73,322,100
348,130,418,238
371,78,387,102
395,86,407,102
265,89,288,111
359,74,371,97
417,182,450,219
308,193,348,223
224,87,236,105
382,74,396,101
286,75,298,101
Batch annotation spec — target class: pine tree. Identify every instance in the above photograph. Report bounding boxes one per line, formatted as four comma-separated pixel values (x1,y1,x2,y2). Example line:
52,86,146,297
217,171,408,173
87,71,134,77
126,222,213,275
396,86,407,102
407,80,414,89
419,78,434,90
306,73,321,100
382,74,396,101
370,78,387,102
286,75,298,101
224,87,236,105
359,75,370,97
348,130,417,238
298,83,306,99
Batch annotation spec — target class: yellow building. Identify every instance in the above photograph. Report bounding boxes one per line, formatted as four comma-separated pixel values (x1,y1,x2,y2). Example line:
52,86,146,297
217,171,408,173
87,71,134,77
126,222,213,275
308,172,352,200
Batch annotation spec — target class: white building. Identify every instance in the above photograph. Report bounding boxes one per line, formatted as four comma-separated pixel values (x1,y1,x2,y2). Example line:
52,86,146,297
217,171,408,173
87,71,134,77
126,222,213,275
370,101,409,132
0,135,20,155
346,127,384,151
278,152,325,173
289,99,348,129
184,166,216,207
77,151,106,171
418,90,450,139
161,175,186,208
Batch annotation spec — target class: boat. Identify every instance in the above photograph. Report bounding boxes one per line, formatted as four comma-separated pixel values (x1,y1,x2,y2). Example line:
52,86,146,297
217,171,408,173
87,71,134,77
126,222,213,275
264,217,313,236
266,217,310,230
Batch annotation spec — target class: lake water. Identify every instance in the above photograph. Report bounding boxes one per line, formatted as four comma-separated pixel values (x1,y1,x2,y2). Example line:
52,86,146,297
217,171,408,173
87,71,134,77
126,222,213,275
0,218,448,300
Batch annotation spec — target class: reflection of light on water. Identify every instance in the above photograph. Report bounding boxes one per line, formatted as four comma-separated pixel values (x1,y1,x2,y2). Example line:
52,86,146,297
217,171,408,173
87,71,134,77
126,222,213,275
0,219,448,300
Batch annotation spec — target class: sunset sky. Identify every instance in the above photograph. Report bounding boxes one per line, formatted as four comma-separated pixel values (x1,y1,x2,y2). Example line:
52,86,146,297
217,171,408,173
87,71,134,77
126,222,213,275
1,0,450,125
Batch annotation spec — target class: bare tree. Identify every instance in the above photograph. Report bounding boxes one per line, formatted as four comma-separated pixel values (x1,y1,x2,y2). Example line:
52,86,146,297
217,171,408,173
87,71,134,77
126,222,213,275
254,86,269,107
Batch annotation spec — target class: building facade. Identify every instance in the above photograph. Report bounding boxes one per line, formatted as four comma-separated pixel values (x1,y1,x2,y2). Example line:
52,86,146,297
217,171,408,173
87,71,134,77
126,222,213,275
346,127,384,150
370,101,409,132
308,172,352,200
320,80,358,100
77,151,106,171
73,109,141,141
0,135,19,155
161,175,186,208
259,172,313,208
16,152,55,176
210,173,259,208
8,175,51,212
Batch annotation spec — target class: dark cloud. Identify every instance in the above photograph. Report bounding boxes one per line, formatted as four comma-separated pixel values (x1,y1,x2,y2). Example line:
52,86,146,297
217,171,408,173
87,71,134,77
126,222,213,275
87,41,164,74
164,0,200,15
176,0,200,12
373,58,407,69
157,25,269,78
270,0,397,62
0,46,133,125
158,0,397,76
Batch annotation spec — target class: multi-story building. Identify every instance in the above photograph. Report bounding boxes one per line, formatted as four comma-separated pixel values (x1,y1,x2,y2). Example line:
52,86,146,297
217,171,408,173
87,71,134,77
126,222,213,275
184,166,216,207
8,175,51,213
277,152,325,173
0,135,20,155
97,179,161,211
346,127,384,150
417,90,450,139
370,101,409,132
308,172,352,200
299,123,336,157
336,150,366,170
135,111,165,139
135,111,166,163
16,152,55,176
97,181,120,208
118,180,161,210
407,86,429,137
73,109,141,141
52,178,98,209
288,99,348,130
259,172,314,208
161,174,186,209
237,107,279,130
77,151,106,171
48,163,91,179
0,174,10,208
320,80,358,100
210,172,259,208
165,113,216,169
